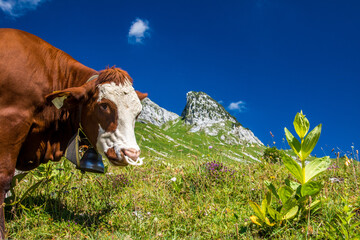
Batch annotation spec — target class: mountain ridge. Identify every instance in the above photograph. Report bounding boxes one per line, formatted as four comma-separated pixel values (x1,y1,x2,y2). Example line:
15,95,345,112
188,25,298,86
137,91,263,148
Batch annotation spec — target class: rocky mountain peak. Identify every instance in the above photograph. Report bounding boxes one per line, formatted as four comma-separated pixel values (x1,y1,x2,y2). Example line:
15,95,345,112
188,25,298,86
137,98,179,126
181,91,238,129
181,91,263,145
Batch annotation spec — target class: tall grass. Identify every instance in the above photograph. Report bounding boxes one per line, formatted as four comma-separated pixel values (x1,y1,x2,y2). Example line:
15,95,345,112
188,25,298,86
5,146,360,239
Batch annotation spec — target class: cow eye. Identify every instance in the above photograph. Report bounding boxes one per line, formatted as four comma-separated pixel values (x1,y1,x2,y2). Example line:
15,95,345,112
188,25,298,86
99,103,109,112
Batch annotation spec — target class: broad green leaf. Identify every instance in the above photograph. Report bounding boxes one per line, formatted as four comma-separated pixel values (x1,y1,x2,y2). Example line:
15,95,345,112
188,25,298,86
262,191,272,213
296,187,305,199
285,179,301,191
280,198,297,218
250,215,262,226
261,192,271,214
264,181,279,199
300,124,322,160
305,200,321,211
11,173,27,187
267,206,279,220
285,128,301,158
249,200,266,222
282,154,304,183
294,111,310,139
304,156,331,182
301,181,322,197
265,191,272,205
278,186,294,204
283,206,299,220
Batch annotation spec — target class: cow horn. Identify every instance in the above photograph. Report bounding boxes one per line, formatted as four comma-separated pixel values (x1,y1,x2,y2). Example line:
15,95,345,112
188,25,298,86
136,91,148,100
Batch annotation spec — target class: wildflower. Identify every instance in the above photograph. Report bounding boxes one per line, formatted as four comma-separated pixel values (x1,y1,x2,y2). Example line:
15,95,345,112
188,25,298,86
170,177,176,182
329,177,344,183
345,155,352,166
133,211,143,219
327,163,339,170
209,146,213,149
109,174,133,189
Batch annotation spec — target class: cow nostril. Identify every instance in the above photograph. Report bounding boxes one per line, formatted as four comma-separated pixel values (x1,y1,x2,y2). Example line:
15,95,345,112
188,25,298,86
122,148,140,161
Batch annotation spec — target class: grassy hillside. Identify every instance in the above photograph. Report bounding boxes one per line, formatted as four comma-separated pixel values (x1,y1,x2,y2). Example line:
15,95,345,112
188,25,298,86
136,120,265,163
4,121,360,239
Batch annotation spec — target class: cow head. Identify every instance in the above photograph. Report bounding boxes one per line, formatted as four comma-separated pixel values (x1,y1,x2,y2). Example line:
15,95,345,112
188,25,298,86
46,67,147,166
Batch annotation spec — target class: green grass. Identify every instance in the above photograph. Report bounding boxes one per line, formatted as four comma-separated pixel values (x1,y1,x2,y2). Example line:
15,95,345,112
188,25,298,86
4,122,360,239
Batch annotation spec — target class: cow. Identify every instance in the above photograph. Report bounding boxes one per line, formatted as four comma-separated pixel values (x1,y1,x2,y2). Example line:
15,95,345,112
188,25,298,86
0,28,147,238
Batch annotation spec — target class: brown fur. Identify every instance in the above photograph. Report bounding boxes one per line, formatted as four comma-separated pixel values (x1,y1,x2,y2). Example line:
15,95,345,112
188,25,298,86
96,67,133,86
0,28,147,238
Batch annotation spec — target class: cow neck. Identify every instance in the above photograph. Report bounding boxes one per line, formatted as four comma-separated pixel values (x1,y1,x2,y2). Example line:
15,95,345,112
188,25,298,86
59,61,97,89
77,74,99,146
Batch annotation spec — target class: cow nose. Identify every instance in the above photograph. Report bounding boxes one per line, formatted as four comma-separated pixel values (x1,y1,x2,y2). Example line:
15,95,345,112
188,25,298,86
122,148,140,161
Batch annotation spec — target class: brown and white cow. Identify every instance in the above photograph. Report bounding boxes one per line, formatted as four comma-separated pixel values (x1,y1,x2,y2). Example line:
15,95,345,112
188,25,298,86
0,28,147,238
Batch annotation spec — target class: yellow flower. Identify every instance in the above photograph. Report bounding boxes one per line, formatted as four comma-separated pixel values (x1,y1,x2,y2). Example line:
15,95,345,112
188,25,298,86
345,155,352,166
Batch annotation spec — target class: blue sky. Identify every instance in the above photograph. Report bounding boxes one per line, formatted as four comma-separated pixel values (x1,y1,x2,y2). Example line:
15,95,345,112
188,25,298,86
1,0,359,158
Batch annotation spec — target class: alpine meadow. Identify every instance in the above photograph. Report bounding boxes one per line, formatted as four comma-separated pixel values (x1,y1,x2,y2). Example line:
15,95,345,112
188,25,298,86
5,92,360,239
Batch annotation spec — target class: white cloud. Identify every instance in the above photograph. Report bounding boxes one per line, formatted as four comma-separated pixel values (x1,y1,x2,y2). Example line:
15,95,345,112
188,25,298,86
0,0,46,17
128,18,150,44
228,101,246,112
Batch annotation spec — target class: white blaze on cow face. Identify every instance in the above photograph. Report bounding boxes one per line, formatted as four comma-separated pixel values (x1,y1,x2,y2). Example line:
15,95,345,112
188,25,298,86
95,81,143,165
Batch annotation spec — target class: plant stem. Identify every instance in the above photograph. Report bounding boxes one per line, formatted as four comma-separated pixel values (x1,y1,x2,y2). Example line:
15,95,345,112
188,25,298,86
306,196,312,239
352,161,359,193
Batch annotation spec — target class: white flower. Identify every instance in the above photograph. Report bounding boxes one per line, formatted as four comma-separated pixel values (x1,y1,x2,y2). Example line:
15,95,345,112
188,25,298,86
170,177,176,182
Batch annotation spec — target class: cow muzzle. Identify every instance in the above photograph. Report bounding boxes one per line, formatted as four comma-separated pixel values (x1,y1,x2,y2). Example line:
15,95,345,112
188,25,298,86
105,147,143,166
122,148,141,162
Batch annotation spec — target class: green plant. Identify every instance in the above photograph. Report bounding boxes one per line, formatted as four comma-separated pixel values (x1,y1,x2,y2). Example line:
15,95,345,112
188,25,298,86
325,197,360,239
249,111,331,227
262,147,283,164
6,162,60,208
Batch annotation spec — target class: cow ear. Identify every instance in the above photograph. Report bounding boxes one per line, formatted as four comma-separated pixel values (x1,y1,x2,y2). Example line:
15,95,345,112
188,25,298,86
45,86,89,109
46,80,96,109
136,91,148,101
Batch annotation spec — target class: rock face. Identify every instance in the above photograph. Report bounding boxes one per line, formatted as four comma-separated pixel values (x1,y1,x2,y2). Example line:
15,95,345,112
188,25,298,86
137,98,179,126
181,91,263,145
181,91,238,130
229,125,263,145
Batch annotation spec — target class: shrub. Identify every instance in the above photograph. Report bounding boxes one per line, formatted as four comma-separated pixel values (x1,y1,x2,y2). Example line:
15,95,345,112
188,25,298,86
262,147,283,164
